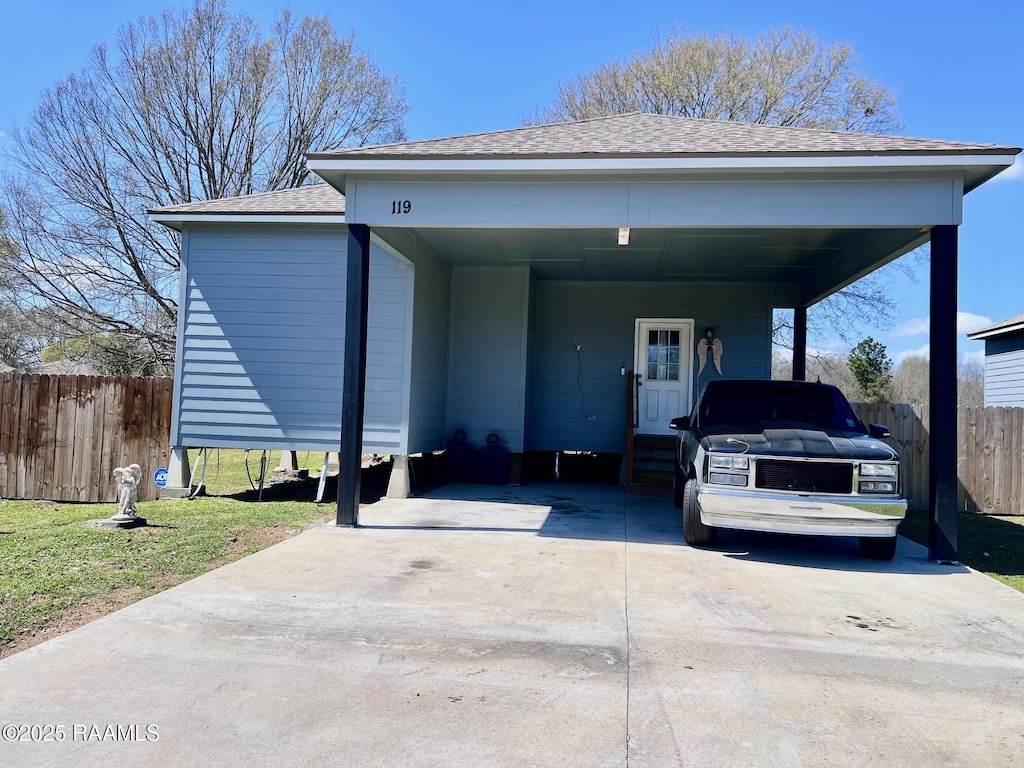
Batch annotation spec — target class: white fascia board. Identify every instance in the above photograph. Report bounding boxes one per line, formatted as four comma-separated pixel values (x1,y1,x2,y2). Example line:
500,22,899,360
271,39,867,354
968,322,1024,340
149,213,346,228
307,154,1017,175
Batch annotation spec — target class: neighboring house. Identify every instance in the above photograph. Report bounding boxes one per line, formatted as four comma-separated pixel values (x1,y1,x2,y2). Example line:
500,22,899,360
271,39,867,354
967,314,1024,406
150,113,1018,556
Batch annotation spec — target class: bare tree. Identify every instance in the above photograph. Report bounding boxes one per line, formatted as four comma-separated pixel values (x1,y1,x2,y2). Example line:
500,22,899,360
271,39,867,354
889,355,985,408
531,27,901,133
771,349,860,402
0,0,407,368
890,355,930,405
957,359,985,408
534,25,914,349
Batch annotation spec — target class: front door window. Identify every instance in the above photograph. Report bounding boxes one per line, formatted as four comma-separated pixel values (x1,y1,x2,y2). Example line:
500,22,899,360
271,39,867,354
647,329,681,382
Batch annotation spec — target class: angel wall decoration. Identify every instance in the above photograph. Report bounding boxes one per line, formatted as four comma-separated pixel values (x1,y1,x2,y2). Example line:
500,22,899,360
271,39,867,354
696,327,723,376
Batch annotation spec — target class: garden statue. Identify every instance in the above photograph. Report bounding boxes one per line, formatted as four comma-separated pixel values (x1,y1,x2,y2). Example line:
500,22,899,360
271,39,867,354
104,463,146,527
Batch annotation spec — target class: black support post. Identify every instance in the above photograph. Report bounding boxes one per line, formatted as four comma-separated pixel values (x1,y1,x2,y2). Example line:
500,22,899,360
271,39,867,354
792,306,807,381
337,224,371,527
928,225,959,562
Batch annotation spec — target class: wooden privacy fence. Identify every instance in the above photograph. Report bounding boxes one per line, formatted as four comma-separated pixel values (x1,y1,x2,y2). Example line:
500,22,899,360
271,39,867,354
0,373,172,503
853,402,1024,515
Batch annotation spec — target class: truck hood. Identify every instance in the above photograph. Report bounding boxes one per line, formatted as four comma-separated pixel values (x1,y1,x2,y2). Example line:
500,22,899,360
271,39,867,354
701,424,897,461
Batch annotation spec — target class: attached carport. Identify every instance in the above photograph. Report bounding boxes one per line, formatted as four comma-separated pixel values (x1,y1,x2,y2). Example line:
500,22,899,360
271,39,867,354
306,113,1019,563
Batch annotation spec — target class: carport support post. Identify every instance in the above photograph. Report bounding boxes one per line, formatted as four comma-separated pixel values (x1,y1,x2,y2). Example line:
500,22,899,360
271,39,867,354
792,306,807,381
929,225,958,562
337,224,371,527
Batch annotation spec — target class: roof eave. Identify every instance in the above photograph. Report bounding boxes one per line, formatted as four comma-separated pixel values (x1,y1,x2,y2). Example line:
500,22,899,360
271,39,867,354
307,152,1019,197
967,322,1024,341
148,212,347,231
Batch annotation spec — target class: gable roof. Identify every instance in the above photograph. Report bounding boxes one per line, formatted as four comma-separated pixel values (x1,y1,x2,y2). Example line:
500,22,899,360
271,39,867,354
149,184,345,216
967,313,1024,341
308,113,1017,160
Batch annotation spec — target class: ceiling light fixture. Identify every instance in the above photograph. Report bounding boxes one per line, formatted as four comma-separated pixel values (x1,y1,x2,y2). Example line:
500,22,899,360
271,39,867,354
618,227,630,246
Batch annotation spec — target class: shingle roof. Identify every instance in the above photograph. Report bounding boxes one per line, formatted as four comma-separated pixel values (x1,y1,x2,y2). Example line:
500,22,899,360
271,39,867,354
308,113,1017,160
967,313,1024,340
149,184,345,216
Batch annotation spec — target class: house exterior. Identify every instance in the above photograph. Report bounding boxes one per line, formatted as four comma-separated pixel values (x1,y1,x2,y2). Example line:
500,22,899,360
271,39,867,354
151,113,1019,561
968,314,1024,406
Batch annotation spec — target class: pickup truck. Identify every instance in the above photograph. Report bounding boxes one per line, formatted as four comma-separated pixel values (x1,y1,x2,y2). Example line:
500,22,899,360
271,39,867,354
671,379,906,560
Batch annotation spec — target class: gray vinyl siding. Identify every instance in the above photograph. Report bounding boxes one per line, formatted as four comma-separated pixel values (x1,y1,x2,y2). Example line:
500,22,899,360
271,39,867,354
174,225,410,452
446,267,531,452
407,242,451,453
529,281,772,452
984,334,1024,406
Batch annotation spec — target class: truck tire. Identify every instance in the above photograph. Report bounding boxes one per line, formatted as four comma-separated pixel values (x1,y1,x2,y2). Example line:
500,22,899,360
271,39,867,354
859,535,897,560
673,465,684,509
682,478,717,547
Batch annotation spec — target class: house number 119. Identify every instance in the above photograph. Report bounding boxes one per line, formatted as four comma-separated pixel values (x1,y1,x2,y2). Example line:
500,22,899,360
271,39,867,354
391,200,412,214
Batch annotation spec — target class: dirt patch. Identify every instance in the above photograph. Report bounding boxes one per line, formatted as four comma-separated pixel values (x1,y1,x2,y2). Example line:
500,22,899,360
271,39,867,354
221,525,300,558
1,586,147,661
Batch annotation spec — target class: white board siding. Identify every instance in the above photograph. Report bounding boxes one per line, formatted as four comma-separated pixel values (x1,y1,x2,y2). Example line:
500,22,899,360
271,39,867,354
528,281,772,452
407,242,452,453
173,225,411,453
446,267,531,452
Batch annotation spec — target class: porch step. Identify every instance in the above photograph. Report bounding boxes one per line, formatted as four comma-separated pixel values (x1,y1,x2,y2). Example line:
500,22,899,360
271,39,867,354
628,434,676,494
631,470,673,486
626,482,674,498
633,435,677,452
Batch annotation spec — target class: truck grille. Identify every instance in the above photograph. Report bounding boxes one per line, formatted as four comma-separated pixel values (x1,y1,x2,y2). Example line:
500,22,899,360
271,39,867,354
755,459,852,494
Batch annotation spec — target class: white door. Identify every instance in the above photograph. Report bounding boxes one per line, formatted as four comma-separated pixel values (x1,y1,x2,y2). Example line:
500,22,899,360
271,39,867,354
634,319,694,435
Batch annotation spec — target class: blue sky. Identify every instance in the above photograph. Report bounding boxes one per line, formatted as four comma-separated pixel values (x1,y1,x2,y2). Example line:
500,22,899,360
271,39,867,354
1,0,1020,364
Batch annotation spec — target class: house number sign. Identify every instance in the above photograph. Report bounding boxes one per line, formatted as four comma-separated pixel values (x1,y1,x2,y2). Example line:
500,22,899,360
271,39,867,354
391,200,412,214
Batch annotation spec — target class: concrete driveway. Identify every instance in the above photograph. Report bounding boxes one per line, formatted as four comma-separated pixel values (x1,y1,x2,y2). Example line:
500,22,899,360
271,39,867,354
2,484,1023,767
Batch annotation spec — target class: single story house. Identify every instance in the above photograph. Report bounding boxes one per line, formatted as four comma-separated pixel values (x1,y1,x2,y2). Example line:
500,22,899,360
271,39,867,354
968,314,1024,406
150,113,1019,562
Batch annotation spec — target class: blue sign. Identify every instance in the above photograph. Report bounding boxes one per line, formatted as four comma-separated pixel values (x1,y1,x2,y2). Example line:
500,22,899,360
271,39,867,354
153,468,169,488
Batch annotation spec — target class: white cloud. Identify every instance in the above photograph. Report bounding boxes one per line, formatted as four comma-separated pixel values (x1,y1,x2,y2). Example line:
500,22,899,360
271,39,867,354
991,160,1024,183
890,312,992,339
892,317,929,337
957,311,993,335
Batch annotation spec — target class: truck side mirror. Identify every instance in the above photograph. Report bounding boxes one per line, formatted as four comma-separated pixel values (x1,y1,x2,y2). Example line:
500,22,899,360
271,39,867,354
670,416,690,431
869,423,891,439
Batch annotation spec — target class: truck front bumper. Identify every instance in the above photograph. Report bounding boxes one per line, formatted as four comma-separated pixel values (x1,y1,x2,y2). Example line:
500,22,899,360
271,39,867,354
698,486,907,537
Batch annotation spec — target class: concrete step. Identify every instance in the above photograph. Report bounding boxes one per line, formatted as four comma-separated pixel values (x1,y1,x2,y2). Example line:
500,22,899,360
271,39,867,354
626,482,674,498
633,435,677,452
631,470,673,486
633,460,675,473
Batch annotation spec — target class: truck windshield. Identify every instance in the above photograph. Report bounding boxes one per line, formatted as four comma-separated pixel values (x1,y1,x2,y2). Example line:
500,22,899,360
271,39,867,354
698,382,864,432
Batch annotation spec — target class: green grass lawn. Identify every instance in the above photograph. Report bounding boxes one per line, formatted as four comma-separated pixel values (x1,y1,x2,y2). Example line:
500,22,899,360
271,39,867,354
899,509,1024,592
0,450,333,658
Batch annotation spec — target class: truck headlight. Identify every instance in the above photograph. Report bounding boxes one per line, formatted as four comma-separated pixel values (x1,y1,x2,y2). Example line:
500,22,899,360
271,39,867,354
860,463,897,477
709,472,748,487
859,480,897,494
709,455,749,470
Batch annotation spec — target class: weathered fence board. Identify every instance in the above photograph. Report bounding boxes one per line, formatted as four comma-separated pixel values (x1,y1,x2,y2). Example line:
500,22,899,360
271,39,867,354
0,374,172,503
853,402,1024,514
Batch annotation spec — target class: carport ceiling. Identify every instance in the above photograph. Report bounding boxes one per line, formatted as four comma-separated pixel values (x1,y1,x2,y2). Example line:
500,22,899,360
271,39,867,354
405,225,925,284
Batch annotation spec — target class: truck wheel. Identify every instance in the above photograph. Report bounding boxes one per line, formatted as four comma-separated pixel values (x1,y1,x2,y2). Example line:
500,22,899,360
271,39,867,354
673,466,684,509
682,478,717,547
859,536,897,560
